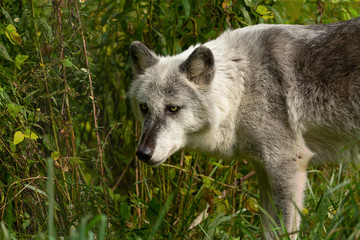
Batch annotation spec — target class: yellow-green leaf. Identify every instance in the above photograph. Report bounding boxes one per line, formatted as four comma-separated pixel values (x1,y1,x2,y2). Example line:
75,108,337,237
302,207,309,215
85,121,91,132
51,151,60,160
261,14,274,20
222,0,230,12
62,58,73,68
5,24,22,45
108,188,114,200
184,155,192,166
24,129,38,140
15,54,29,70
256,5,271,15
70,157,84,164
203,177,212,188
61,58,79,70
245,197,259,213
13,131,24,145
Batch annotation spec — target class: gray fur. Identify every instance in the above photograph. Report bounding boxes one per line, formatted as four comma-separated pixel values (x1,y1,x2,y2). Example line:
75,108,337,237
179,46,215,85
130,41,158,74
129,18,360,239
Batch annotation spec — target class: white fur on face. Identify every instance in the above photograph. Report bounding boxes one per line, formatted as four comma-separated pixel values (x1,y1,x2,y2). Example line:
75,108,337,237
148,119,186,166
130,57,213,166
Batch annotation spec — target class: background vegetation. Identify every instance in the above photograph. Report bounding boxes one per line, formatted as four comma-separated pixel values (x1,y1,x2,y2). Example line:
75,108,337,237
0,0,359,239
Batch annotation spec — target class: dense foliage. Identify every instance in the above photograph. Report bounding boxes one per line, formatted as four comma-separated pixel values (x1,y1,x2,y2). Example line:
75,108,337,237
0,0,359,239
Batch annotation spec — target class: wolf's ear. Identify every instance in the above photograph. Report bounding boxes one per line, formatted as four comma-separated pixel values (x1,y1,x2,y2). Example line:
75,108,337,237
130,41,158,75
179,46,214,85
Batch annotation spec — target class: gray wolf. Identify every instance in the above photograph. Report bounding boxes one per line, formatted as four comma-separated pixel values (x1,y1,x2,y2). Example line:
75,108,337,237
129,17,360,239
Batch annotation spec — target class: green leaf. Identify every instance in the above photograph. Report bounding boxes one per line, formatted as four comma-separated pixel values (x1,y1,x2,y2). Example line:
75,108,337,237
203,176,212,188
146,199,161,224
61,58,73,67
348,6,358,18
15,54,29,70
61,58,79,70
108,188,114,200
7,103,24,115
240,6,252,25
245,197,259,213
0,64,14,81
5,24,22,45
184,155,192,166
168,168,176,180
98,215,107,240
70,157,84,164
182,0,190,19
0,42,13,62
270,6,284,24
1,7,15,27
24,184,48,197
261,14,274,20
39,18,54,43
0,23,4,35
256,5,271,15
113,194,127,203
22,219,30,229
9,142,16,152
51,151,60,160
23,129,38,140
244,0,252,7
119,202,131,220
13,131,24,145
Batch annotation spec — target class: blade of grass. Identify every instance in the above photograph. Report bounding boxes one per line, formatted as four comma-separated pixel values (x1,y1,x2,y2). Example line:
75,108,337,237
1,222,11,240
98,215,107,240
149,192,175,239
47,157,56,240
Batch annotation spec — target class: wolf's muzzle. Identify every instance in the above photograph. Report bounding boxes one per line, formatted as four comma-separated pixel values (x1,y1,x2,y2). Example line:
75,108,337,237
136,117,163,163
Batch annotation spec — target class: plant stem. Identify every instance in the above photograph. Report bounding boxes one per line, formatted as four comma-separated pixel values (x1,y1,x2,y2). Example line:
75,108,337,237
173,0,178,54
52,0,72,202
74,0,104,176
47,158,56,240
135,121,142,226
74,0,109,215
31,0,60,153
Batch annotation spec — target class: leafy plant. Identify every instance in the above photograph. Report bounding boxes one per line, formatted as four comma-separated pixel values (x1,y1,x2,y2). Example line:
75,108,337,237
0,0,359,239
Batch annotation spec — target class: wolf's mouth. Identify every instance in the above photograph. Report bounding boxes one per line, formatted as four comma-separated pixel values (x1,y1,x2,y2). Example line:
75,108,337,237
147,146,179,167
147,158,167,167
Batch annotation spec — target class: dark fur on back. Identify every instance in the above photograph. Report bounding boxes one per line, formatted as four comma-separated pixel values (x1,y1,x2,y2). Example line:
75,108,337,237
297,18,360,122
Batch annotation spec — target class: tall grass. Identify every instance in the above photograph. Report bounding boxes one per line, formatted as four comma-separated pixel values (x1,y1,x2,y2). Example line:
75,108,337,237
47,157,55,240
0,0,359,239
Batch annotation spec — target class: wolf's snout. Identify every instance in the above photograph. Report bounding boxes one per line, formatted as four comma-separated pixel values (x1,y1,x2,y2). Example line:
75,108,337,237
136,146,153,162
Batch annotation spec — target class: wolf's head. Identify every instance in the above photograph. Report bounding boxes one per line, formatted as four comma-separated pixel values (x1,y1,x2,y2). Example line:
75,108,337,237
129,41,215,166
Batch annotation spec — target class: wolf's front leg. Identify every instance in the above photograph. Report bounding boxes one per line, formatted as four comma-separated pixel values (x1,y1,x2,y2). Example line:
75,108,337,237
253,146,313,240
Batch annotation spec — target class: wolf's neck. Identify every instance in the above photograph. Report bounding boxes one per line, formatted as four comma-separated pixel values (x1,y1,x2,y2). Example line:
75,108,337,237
184,34,250,158
187,59,247,159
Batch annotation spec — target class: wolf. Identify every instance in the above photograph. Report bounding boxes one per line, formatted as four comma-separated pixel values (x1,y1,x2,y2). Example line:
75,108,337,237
128,17,360,239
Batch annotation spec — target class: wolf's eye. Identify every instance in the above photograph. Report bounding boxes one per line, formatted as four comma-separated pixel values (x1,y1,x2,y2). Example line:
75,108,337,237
140,103,148,113
168,105,180,113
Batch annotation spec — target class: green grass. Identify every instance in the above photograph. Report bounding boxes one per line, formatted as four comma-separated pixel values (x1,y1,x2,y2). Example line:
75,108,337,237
1,155,359,239
301,164,360,239
0,0,360,239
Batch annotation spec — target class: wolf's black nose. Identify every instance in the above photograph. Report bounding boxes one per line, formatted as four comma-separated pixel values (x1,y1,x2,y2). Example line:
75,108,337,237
136,147,152,162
